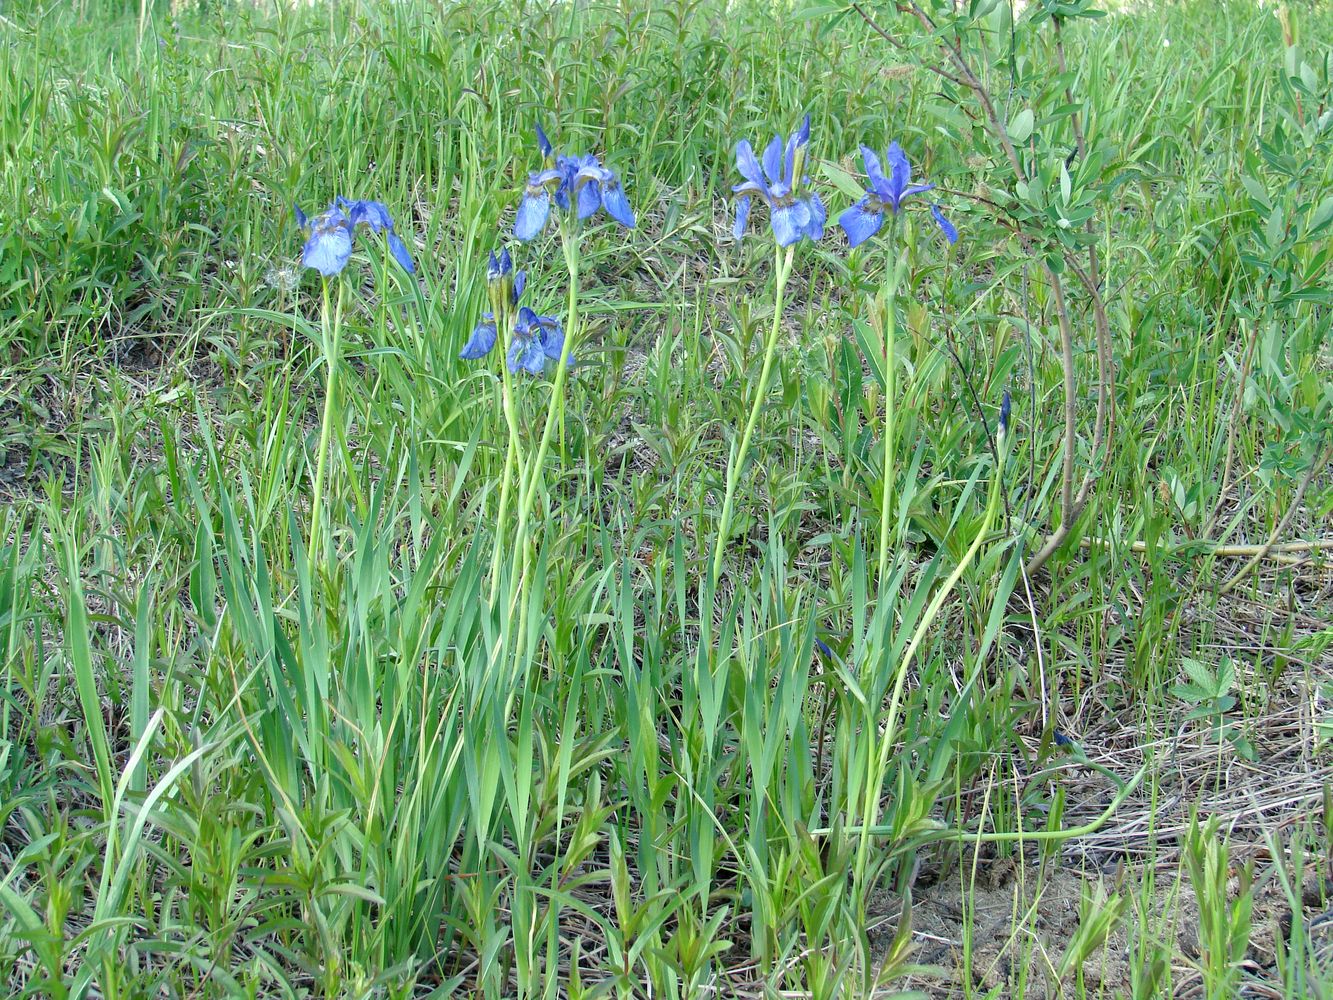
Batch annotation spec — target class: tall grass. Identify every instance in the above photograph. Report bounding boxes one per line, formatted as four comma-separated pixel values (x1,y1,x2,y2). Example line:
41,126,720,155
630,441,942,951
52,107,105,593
1,0,1330,995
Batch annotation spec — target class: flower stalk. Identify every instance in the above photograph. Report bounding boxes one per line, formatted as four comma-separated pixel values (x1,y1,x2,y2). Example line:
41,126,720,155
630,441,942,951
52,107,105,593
308,276,345,567
711,242,795,583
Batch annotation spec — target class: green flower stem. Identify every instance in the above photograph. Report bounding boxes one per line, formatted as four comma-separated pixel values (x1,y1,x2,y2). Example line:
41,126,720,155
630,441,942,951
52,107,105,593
511,225,581,589
488,349,525,606
711,242,795,584
307,277,345,569
876,254,901,587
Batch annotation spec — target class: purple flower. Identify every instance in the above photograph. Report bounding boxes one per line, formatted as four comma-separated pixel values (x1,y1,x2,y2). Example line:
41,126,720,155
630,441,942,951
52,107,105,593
295,204,353,277
837,143,956,247
731,115,824,247
459,250,567,375
513,126,635,240
335,197,417,273
295,197,416,275
461,248,526,361
506,306,568,374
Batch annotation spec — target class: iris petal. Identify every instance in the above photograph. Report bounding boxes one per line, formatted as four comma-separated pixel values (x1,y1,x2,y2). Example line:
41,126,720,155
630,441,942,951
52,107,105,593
770,200,809,247
301,225,353,276
600,180,635,228
761,134,784,185
577,178,601,219
514,191,551,241
460,321,498,360
538,318,565,361
387,232,415,273
733,195,752,239
805,192,826,240
513,270,526,302
735,140,767,190
508,334,548,375
341,198,395,232
838,199,883,248
931,203,959,245
860,145,890,199
886,142,912,210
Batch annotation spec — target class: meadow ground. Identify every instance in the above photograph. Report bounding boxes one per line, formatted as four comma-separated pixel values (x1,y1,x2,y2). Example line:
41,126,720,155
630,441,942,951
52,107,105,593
1,0,1331,996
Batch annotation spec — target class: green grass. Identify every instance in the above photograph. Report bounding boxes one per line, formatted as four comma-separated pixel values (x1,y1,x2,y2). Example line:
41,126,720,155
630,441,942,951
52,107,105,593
1,0,1331,996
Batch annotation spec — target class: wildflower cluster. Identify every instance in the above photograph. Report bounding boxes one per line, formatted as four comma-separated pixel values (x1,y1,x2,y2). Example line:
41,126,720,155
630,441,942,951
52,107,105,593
285,115,1008,636
729,120,956,248
455,123,635,376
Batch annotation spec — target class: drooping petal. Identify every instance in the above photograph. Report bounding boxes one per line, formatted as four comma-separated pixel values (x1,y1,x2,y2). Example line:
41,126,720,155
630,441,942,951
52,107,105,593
885,142,912,211
537,317,565,361
837,198,884,248
732,180,768,201
301,222,353,276
536,122,553,159
387,232,415,273
930,203,958,244
734,140,767,191
860,145,890,199
459,321,498,360
600,178,635,229
732,195,753,239
514,190,551,241
770,199,811,247
804,191,826,240
577,177,602,219
761,134,784,185
508,333,548,375
904,182,936,199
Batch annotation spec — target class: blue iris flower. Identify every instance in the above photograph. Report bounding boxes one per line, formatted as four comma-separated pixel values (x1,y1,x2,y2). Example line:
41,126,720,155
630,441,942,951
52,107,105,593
513,125,636,241
460,248,524,361
732,115,826,247
459,249,568,374
837,143,957,247
295,204,353,277
295,197,416,275
336,197,417,273
507,306,568,374
931,203,958,245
